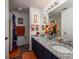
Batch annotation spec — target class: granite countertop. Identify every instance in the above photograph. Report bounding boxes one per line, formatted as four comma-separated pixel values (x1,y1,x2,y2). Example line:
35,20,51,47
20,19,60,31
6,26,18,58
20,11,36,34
32,35,73,59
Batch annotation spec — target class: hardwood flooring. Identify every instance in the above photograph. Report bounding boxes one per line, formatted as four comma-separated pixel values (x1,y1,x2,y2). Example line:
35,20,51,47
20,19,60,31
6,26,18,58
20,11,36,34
22,51,37,59
9,45,37,59
9,48,20,58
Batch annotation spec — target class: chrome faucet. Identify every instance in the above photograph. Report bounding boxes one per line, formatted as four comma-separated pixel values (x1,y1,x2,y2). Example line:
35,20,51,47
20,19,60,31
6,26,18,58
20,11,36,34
62,40,73,49
66,40,73,47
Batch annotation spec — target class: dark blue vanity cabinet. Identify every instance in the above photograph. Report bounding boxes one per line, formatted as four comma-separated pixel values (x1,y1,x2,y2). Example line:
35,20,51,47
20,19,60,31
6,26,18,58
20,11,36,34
32,38,58,59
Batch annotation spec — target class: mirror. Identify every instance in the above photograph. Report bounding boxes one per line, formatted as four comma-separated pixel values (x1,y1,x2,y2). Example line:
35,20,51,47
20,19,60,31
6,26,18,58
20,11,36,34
48,11,61,36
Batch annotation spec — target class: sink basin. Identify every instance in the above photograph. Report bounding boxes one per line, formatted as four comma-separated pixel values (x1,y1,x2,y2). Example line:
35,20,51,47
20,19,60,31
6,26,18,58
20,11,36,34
52,45,72,54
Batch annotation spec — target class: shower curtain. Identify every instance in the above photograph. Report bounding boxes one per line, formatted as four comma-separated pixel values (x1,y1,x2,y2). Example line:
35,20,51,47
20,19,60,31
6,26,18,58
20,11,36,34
12,14,17,50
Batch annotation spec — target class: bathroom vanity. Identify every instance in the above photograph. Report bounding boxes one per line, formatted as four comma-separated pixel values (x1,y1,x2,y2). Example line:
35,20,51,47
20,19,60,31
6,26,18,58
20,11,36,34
32,37,58,59
32,36,72,59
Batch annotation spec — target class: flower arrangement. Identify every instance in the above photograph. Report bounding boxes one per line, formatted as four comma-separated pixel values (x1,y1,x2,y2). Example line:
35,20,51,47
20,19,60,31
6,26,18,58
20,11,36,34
45,20,59,36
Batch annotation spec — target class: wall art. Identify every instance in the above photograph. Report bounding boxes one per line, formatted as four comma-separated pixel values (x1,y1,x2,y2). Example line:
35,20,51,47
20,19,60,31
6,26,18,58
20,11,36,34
34,15,37,23
18,18,23,24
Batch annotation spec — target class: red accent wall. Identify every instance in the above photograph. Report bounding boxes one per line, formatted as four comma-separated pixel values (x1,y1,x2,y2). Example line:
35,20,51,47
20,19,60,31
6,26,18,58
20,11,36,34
16,26,25,36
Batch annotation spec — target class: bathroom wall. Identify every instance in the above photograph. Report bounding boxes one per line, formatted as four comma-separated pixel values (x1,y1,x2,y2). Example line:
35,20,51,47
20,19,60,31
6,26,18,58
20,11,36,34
41,12,49,25
29,7,41,35
12,11,29,46
61,7,73,41
29,7,41,50
29,7,49,50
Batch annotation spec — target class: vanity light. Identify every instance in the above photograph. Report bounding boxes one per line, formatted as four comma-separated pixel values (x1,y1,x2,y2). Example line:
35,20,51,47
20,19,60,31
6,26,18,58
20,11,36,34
45,0,59,12
48,1,59,10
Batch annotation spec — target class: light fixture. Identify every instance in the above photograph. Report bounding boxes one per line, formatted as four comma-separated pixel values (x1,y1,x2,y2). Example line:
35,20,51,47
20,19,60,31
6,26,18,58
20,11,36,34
45,0,59,12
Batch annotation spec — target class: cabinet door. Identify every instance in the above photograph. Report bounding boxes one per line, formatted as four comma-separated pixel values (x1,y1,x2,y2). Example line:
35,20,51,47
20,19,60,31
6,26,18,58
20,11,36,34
38,43,44,59
32,39,36,53
32,38,58,59
51,53,58,59
39,43,58,59
32,38,40,59
32,39,38,54
43,48,51,59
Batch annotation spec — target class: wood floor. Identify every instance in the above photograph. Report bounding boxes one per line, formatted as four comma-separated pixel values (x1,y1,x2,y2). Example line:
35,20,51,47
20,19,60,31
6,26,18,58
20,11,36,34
22,51,37,59
9,47,37,59
9,48,21,58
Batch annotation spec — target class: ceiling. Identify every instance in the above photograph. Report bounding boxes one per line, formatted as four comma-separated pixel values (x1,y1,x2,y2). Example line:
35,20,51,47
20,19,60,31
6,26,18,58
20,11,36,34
9,0,51,12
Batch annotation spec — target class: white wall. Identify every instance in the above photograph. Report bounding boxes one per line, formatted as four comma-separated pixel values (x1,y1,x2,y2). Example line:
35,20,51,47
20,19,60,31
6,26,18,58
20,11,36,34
29,7,41,35
29,7,49,50
13,11,29,46
5,0,9,59
29,7,47,50
29,7,41,50
41,12,49,25
61,7,73,41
